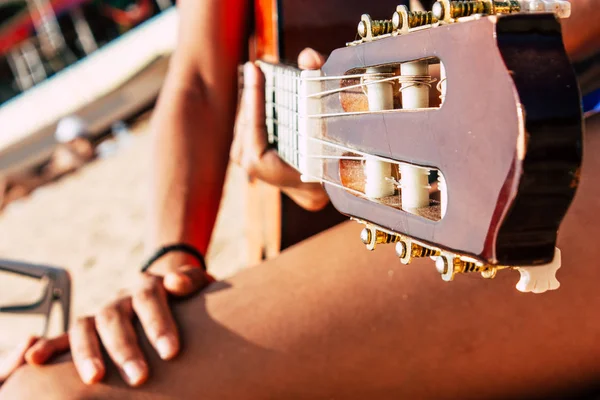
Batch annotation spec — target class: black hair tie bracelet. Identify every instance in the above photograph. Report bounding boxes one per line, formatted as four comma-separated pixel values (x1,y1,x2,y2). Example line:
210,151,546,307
140,244,207,273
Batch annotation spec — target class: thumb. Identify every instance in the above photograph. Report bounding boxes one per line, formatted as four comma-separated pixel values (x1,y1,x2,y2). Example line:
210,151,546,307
252,148,307,187
163,265,214,297
232,62,269,173
241,62,266,132
298,48,325,70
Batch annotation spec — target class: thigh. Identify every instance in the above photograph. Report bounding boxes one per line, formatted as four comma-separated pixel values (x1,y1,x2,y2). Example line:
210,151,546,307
3,116,600,400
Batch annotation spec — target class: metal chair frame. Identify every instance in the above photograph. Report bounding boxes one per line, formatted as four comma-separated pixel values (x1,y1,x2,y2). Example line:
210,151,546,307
0,259,71,336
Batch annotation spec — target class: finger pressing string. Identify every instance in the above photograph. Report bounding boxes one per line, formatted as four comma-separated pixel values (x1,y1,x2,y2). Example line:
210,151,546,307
298,48,325,70
242,62,266,124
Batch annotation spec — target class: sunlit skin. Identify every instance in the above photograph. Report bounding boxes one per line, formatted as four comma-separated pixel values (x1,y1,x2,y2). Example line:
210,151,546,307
1,115,600,399
0,0,599,397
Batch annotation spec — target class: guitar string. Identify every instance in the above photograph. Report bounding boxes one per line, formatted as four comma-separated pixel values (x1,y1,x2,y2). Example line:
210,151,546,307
270,152,438,199
264,95,438,171
252,64,439,98
268,120,436,192
257,74,437,98
261,80,440,119
254,64,442,198
307,75,436,99
260,64,439,166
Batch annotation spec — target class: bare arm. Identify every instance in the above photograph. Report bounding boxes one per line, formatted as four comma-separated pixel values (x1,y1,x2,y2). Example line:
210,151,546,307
147,0,250,270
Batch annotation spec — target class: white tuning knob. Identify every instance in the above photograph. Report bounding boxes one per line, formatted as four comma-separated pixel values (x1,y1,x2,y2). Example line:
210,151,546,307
515,247,561,294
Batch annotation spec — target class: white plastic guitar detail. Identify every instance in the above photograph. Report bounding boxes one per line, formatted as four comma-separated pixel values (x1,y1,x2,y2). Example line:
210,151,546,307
515,247,561,294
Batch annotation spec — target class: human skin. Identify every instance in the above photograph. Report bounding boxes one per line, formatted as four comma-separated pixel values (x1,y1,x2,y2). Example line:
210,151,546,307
1,0,598,395
2,116,599,399
561,0,600,62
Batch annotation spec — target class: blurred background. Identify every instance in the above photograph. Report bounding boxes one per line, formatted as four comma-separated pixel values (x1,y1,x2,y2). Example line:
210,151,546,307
0,1,247,351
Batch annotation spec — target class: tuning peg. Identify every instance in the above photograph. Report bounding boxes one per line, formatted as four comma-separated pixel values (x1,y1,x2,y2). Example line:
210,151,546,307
395,239,440,265
392,6,437,33
433,1,522,21
515,247,561,294
357,14,394,40
360,226,399,251
433,0,570,21
433,0,488,21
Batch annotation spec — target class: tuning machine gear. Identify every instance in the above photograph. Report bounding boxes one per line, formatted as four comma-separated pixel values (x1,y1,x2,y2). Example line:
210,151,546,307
355,220,561,294
395,238,439,265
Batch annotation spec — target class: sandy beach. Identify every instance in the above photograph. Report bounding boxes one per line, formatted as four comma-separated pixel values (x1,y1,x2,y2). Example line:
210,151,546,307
0,117,248,352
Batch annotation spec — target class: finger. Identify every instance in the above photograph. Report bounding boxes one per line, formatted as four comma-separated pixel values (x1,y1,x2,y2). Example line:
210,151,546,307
131,275,179,361
24,334,69,365
298,48,326,70
0,336,37,382
69,317,105,385
253,149,329,210
231,62,268,175
251,148,307,187
95,299,148,387
163,264,214,297
282,184,330,212
241,62,266,129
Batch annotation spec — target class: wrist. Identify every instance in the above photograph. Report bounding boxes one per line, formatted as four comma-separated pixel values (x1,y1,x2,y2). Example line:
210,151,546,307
142,245,207,275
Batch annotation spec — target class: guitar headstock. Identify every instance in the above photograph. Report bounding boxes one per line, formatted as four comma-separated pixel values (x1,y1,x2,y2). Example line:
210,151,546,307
298,1,582,292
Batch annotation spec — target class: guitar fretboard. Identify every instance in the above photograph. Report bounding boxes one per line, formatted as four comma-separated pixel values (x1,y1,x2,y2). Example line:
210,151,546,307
259,63,302,171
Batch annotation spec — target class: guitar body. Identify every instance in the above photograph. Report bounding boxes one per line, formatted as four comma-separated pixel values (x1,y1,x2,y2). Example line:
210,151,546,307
249,0,407,257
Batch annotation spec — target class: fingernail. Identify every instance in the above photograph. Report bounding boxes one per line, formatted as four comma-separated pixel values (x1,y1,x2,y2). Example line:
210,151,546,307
80,359,102,384
307,49,321,64
123,360,147,386
156,335,178,360
300,48,322,66
27,346,47,364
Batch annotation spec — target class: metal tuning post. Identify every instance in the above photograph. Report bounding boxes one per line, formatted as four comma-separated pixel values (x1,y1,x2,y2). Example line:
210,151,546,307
432,0,571,21
356,219,561,294
360,224,400,251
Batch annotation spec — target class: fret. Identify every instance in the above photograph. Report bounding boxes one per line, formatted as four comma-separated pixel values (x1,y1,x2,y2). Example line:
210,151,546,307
256,61,323,182
287,69,293,166
289,69,295,167
293,70,299,169
297,68,323,183
282,69,287,164
264,65,275,144
284,69,289,164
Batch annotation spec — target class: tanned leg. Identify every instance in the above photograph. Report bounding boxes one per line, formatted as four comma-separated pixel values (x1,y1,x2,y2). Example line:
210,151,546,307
3,115,600,400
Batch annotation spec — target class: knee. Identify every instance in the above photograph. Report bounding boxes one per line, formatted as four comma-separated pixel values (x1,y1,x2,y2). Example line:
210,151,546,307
1,364,85,400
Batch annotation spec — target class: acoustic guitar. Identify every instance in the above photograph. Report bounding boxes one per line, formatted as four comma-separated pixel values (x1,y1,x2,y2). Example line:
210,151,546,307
248,0,581,293
244,0,405,262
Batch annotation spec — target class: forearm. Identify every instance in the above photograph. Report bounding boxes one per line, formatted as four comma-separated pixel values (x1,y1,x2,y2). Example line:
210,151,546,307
562,0,600,61
147,82,232,259
146,0,249,264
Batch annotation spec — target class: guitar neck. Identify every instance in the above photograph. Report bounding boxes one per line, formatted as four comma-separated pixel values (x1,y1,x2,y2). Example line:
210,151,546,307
259,62,303,172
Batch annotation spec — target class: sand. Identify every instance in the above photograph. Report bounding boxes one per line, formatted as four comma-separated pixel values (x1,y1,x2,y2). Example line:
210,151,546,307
0,117,247,352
